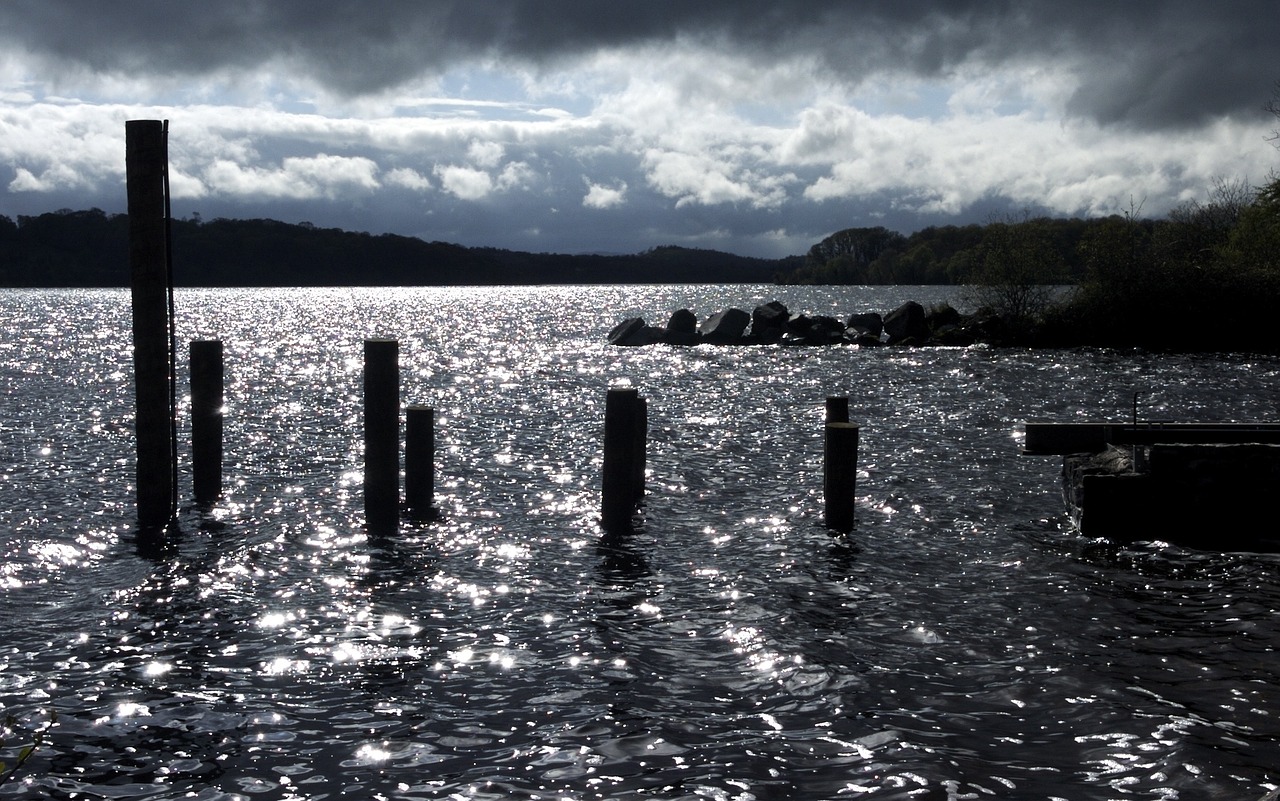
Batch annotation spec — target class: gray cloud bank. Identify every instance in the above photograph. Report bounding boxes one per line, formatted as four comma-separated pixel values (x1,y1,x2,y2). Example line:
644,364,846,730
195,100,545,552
4,1,1277,130
1,2,1278,259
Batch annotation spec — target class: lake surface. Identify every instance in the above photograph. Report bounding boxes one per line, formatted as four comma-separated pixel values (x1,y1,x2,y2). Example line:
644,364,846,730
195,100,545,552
1,286,1277,800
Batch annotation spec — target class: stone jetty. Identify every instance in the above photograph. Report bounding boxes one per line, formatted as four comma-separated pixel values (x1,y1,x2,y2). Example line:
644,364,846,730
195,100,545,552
608,300,1006,347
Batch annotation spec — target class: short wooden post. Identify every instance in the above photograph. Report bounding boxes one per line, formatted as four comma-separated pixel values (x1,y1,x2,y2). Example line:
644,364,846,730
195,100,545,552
602,387,644,531
826,396,850,424
190,340,223,505
824,421,859,532
127,119,175,529
364,339,399,532
405,405,435,520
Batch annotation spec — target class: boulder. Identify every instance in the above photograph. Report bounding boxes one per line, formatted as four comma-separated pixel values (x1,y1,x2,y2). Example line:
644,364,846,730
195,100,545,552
662,329,703,346
848,332,884,346
607,317,667,346
700,307,751,344
751,301,790,337
786,314,845,345
883,301,928,345
925,303,962,331
750,326,785,345
608,317,648,346
847,312,883,339
667,308,698,334
929,324,975,346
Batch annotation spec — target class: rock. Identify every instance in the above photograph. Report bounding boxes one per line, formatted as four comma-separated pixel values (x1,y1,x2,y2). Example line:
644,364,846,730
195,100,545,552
751,301,790,337
847,312,883,339
883,301,928,345
631,326,667,346
667,308,698,334
608,317,648,346
810,314,846,340
929,324,975,346
609,298,993,348
662,329,702,346
607,317,667,346
700,307,751,344
785,313,845,345
925,303,962,331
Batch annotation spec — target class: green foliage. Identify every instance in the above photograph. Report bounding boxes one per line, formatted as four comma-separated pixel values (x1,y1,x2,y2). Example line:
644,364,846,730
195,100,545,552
963,216,1066,332
1053,176,1280,351
778,219,1088,286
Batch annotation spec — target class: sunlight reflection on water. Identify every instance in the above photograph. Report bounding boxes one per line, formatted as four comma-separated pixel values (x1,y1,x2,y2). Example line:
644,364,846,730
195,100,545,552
0,288,1277,799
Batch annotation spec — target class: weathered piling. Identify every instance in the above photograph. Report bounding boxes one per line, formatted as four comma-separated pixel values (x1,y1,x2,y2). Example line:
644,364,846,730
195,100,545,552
405,405,435,520
364,339,399,532
824,420,859,533
602,386,646,531
826,396,850,424
633,395,648,503
127,119,175,529
190,340,223,505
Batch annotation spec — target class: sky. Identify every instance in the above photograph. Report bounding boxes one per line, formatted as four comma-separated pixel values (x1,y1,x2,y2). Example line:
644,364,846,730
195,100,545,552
0,1,1277,259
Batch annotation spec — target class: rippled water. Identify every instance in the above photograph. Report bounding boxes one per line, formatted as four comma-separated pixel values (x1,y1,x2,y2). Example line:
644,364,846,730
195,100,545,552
1,286,1277,800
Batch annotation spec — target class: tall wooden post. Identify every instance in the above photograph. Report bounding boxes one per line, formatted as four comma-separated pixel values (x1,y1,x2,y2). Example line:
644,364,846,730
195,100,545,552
602,387,645,531
826,396,850,424
824,421,859,533
405,405,435,520
127,119,174,529
633,395,648,504
190,340,223,505
364,339,399,532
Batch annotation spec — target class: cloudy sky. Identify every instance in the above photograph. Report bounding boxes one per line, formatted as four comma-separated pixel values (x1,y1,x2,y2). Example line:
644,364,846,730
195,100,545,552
1,1,1277,258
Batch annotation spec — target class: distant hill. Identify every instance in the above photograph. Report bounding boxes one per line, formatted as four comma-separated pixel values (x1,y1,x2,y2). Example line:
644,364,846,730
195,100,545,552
0,209,797,287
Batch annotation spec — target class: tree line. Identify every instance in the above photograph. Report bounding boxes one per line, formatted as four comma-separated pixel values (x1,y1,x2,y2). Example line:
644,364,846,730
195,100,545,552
0,211,788,287
773,174,1280,351
2,170,1279,352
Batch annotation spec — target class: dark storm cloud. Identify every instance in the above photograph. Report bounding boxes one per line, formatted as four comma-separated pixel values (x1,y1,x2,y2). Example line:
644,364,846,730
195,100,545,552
3,1,1276,130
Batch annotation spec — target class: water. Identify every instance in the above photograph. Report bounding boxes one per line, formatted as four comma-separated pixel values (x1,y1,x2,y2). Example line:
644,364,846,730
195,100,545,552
1,286,1277,800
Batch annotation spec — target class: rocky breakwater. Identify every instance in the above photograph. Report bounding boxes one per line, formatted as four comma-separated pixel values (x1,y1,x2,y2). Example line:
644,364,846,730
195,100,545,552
608,300,1004,347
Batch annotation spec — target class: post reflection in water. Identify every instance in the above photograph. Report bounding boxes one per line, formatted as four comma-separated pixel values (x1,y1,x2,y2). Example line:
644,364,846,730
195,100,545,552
0,286,1276,799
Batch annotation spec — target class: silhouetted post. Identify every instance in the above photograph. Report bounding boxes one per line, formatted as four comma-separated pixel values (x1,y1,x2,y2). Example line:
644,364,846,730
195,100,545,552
633,395,648,504
602,387,644,531
190,340,223,505
405,405,435,520
127,119,174,529
826,396,850,424
364,339,399,532
824,422,859,532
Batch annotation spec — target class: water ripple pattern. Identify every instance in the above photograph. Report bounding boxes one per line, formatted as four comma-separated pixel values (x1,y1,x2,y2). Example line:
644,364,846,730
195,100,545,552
0,286,1276,800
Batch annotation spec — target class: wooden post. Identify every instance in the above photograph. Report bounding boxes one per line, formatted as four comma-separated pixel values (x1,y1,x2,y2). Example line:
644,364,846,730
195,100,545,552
190,340,223,505
127,119,174,529
633,395,648,505
405,405,435,520
364,339,399,532
826,396,850,424
824,422,859,533
602,387,644,531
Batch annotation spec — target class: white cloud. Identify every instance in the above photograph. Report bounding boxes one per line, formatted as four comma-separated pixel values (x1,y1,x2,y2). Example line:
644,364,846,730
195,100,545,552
204,154,379,200
9,166,59,192
642,148,791,209
467,139,505,167
583,180,626,209
435,164,493,200
496,161,534,191
385,167,432,191
0,26,1274,258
